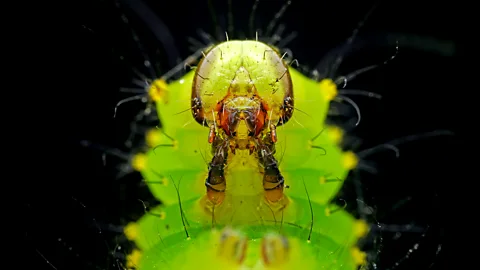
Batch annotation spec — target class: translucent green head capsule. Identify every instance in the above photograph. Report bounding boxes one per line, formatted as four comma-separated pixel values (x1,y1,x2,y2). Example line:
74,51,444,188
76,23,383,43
191,40,294,134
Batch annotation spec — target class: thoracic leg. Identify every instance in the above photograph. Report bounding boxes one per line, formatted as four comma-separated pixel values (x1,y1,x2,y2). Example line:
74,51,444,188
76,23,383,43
258,140,285,202
205,137,229,204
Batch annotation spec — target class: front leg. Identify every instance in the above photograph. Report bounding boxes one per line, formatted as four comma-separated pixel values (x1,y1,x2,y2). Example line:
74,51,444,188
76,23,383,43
205,137,229,204
258,141,285,203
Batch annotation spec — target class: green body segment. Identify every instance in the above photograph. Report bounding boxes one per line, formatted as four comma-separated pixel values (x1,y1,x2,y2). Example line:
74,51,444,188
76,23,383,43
138,228,358,270
131,197,363,252
131,202,362,270
141,71,208,205
276,68,349,204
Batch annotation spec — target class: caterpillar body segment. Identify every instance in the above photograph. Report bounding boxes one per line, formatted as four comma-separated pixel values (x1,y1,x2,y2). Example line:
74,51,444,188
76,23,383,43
275,70,350,204
138,71,208,205
125,197,368,252
133,227,363,270
125,203,368,270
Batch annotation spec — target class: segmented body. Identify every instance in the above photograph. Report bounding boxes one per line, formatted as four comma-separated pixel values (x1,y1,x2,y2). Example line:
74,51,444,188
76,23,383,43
125,40,366,269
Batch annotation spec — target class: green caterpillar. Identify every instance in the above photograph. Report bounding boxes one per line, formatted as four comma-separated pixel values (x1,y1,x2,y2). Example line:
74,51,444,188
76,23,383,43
122,40,367,269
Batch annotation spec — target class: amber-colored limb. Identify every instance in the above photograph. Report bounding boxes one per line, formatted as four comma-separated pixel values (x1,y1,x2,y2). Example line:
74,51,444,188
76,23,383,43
270,124,278,143
276,93,294,127
208,124,216,143
205,136,229,204
191,96,207,126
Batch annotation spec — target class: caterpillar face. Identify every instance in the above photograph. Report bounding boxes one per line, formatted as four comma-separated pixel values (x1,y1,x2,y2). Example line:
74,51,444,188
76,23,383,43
191,41,293,132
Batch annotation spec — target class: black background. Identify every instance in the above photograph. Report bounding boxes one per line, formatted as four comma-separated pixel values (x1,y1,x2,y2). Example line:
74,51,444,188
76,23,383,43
28,0,461,269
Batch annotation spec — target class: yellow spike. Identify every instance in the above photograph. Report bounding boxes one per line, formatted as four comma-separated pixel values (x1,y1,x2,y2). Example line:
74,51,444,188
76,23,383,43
327,126,343,145
319,79,338,101
126,249,142,268
131,153,147,171
158,211,166,220
342,151,359,170
172,139,178,149
124,222,138,241
351,247,367,266
148,79,168,103
146,129,162,148
319,176,326,184
353,220,369,238
160,177,169,186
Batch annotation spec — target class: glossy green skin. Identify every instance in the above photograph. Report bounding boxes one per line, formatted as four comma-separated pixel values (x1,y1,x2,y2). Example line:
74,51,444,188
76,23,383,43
129,41,363,269
132,198,360,252
135,212,359,270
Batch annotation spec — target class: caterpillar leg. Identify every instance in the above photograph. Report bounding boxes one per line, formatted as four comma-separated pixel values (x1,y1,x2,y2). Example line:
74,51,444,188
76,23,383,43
205,135,229,204
257,134,285,203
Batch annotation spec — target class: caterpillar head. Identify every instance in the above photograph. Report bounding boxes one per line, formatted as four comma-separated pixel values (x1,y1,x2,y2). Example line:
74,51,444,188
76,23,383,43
191,40,294,146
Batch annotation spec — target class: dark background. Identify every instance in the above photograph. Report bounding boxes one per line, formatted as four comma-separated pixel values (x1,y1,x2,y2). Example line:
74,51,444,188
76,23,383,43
28,0,461,269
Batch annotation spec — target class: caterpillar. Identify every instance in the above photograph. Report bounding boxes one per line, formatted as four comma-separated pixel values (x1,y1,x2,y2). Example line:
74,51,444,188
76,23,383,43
122,32,370,268
60,1,456,270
